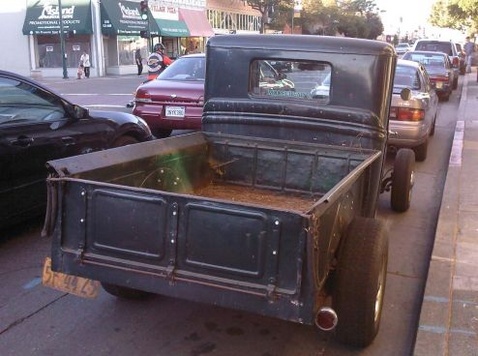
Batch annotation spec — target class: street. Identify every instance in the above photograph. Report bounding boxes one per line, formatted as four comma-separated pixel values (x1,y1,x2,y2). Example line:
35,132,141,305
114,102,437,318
0,73,462,355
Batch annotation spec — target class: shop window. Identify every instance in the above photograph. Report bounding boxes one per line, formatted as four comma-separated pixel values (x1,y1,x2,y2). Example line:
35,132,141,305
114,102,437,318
37,35,90,68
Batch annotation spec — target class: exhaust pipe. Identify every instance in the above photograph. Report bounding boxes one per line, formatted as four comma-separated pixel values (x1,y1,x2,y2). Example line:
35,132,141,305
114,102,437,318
315,307,338,331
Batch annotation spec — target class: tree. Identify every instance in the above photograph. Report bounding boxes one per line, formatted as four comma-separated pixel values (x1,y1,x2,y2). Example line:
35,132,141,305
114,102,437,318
246,0,283,33
264,0,384,39
429,0,478,35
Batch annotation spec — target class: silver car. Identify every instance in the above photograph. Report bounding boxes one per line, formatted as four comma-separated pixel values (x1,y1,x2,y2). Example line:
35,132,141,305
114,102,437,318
395,43,411,56
388,59,439,162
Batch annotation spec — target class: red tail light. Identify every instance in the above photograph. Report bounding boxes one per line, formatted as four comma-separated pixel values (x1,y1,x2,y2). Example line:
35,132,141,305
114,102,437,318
134,90,152,103
434,74,450,84
390,107,425,121
452,57,459,66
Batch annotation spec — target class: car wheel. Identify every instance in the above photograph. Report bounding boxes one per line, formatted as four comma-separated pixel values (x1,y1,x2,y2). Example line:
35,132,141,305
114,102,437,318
391,148,415,212
414,139,428,162
112,135,140,147
101,283,152,299
453,77,458,90
333,217,388,347
152,129,173,138
430,115,437,136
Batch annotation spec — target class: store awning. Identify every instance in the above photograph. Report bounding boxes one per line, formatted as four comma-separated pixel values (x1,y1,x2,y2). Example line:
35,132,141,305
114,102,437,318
179,9,214,37
154,19,190,37
22,0,93,35
100,0,159,36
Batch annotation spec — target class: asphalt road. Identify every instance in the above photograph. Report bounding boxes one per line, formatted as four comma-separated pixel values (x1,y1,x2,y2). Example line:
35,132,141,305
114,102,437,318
0,73,462,355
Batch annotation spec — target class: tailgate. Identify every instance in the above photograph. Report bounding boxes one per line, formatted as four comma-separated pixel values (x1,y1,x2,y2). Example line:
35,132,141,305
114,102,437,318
51,179,308,299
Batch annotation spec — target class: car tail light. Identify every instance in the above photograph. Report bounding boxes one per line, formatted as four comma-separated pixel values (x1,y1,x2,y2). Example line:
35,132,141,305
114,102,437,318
452,57,459,66
434,74,450,84
134,90,152,103
390,107,425,121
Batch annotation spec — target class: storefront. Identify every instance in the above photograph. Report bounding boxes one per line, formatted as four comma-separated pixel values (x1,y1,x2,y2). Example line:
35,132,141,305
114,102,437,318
22,0,93,76
179,8,214,54
100,0,155,75
153,17,189,58
20,0,215,78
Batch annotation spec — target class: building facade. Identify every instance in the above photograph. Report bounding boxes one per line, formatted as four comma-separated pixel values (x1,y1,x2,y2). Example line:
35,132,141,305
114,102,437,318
207,0,261,35
0,0,260,78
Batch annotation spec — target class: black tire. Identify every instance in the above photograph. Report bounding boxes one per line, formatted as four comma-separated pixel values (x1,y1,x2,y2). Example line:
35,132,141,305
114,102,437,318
333,217,389,347
152,129,173,138
413,139,428,162
391,148,415,212
430,115,437,136
453,76,458,90
112,135,140,147
101,282,152,299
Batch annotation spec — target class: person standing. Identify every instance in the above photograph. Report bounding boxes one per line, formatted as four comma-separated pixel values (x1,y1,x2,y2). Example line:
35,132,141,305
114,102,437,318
146,43,172,81
464,36,475,73
135,49,143,75
80,50,91,78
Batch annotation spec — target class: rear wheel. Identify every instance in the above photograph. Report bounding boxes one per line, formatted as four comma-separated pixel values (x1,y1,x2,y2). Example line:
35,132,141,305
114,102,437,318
333,217,389,347
430,115,437,136
391,148,415,212
413,139,428,162
101,283,152,299
112,135,139,147
152,128,173,138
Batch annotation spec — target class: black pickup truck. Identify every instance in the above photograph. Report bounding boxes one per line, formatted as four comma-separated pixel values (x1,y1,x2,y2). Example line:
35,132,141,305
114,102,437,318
42,35,414,347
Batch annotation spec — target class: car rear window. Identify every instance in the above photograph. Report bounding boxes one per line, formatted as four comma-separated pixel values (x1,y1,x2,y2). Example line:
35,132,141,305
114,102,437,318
249,59,332,104
404,53,445,67
393,65,420,89
158,56,206,81
415,42,454,56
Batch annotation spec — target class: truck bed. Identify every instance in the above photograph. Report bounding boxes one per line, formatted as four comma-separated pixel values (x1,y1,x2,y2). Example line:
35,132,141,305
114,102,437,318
45,131,381,324
194,183,319,212
48,132,374,213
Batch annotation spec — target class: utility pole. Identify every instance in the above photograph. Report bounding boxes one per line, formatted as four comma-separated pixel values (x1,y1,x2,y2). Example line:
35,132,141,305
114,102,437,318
58,0,68,79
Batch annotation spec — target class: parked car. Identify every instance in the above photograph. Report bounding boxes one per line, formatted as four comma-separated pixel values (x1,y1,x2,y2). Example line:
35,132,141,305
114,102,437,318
132,53,206,138
395,43,411,56
133,54,294,138
310,72,331,103
412,39,460,89
402,50,454,101
455,43,467,75
0,70,153,228
387,59,439,162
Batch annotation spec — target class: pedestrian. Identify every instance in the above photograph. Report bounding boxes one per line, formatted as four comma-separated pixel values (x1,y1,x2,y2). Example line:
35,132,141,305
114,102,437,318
464,36,474,73
80,50,91,78
146,43,172,82
77,61,84,79
135,49,143,75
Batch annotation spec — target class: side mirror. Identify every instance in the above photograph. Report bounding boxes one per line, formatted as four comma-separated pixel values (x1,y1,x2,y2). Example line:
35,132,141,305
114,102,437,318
400,88,412,101
72,104,89,120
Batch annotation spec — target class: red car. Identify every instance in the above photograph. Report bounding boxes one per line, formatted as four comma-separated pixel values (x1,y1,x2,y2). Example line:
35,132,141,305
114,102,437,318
133,53,206,138
402,50,455,101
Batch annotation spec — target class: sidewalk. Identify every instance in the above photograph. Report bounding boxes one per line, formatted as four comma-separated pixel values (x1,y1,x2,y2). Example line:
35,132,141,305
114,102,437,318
414,71,478,355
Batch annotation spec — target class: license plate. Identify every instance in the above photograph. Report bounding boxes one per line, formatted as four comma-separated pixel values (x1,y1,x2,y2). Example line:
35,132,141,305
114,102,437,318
42,257,100,298
165,106,185,118
435,82,443,89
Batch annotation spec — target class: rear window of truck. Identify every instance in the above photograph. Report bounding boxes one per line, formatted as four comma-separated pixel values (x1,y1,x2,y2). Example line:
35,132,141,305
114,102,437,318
249,60,332,104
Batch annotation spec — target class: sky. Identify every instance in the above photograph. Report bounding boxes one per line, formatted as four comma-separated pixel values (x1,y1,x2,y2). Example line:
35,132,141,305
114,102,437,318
375,0,466,41
375,0,435,34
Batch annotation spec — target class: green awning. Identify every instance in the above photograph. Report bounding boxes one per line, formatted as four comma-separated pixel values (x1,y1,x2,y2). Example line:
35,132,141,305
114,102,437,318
22,0,92,35
100,0,158,36
154,19,190,37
